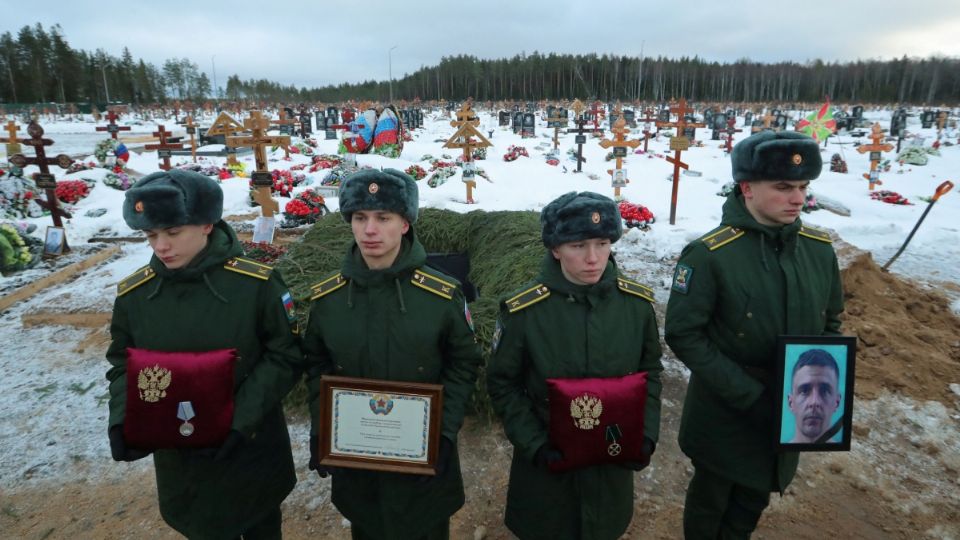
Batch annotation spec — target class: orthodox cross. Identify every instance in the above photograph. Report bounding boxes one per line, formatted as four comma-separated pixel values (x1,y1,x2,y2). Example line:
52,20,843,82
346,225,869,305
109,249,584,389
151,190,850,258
724,117,743,154
637,107,658,153
566,117,603,173
95,110,131,140
9,121,74,245
206,112,245,166
547,108,568,151
758,110,775,132
227,110,291,224
656,99,704,225
570,99,585,120
184,116,199,163
443,103,492,204
1,119,22,159
857,123,894,191
598,117,640,199
589,101,604,131
144,126,184,171
937,111,948,136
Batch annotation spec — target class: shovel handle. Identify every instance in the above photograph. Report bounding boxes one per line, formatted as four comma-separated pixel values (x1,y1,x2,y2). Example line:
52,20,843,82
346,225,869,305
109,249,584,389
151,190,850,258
932,181,953,202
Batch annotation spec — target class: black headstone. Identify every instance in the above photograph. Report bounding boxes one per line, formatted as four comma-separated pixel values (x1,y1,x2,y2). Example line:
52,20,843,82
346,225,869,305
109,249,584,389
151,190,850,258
623,109,636,127
921,111,935,129
299,114,313,135
512,111,523,134
499,111,510,127
522,113,536,137
743,111,754,127
326,106,339,124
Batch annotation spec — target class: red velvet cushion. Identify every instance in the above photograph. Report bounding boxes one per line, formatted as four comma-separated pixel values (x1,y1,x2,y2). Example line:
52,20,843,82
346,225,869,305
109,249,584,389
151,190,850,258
124,348,236,450
546,372,648,472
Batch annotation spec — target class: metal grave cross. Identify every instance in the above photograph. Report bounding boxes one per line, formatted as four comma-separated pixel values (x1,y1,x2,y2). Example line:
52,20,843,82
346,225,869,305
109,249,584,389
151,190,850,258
443,102,492,204
724,117,743,154
227,110,291,221
857,123,894,191
1,119,22,159
9,121,74,242
589,101,605,131
598,117,640,199
656,99,705,225
145,125,184,171
95,110,131,140
566,116,604,173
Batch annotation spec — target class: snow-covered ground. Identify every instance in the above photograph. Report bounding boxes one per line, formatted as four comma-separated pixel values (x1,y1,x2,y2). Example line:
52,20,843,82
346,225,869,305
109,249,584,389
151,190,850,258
1,107,958,494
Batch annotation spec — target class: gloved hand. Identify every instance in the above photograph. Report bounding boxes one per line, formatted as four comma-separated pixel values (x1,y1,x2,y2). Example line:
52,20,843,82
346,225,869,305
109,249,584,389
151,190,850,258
620,437,656,471
108,425,151,462
308,435,336,479
533,443,564,471
419,436,454,484
746,389,774,430
214,430,246,462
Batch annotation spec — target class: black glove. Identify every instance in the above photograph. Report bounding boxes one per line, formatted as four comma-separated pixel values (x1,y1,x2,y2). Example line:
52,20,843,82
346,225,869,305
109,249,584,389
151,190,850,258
621,437,656,471
214,430,246,462
419,436,454,484
533,443,564,471
746,389,775,430
308,435,336,478
108,425,151,462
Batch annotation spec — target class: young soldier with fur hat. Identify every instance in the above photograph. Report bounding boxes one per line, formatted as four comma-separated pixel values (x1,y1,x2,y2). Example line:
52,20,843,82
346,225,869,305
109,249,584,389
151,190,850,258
487,191,664,540
303,168,481,540
665,131,845,539
105,169,303,539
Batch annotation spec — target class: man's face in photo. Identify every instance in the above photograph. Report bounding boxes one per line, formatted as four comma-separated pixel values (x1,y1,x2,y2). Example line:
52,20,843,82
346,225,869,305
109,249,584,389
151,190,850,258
788,365,841,441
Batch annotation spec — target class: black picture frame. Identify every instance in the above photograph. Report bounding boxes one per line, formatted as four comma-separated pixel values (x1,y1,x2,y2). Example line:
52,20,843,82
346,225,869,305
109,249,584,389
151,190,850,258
774,335,856,452
43,226,66,257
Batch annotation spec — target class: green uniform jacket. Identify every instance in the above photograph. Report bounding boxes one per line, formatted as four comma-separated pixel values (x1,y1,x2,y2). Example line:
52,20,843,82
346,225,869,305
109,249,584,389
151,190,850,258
487,253,664,540
303,235,482,540
664,192,844,493
105,222,302,539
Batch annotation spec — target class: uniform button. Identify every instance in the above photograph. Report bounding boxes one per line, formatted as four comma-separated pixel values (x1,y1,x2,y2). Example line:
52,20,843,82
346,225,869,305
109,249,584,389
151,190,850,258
746,312,753,318
418,366,424,372
738,332,745,338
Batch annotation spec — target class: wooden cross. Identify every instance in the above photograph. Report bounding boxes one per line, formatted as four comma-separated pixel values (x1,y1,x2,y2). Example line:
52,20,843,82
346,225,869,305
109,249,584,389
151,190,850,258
206,112,245,166
857,123,894,191
444,103,492,204
566,116,603,173
1,119,22,158
95,110,131,140
9,121,74,246
184,116,198,163
571,99,585,120
227,110,291,224
656,99,705,225
547,108,568,151
637,108,658,153
144,125,184,171
937,111,948,134
758,110,776,132
598,117,640,199
724,117,743,154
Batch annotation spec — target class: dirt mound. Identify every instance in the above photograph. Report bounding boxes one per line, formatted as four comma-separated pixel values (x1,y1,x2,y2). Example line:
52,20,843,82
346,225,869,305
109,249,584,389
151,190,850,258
840,252,960,404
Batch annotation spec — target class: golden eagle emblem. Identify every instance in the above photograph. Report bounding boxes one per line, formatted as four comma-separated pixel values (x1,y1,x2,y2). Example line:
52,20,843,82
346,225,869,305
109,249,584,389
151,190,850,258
570,394,603,430
137,364,171,402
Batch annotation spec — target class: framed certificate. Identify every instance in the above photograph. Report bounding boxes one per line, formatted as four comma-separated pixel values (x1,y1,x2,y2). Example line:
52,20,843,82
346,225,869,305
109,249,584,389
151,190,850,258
318,376,443,475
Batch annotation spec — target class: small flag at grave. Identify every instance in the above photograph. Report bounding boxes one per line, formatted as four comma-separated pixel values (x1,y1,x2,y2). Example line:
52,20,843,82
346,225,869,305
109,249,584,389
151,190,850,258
795,101,836,142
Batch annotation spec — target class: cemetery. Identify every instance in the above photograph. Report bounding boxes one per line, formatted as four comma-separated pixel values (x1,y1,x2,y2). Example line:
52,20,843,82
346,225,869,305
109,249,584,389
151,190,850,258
1,11,959,540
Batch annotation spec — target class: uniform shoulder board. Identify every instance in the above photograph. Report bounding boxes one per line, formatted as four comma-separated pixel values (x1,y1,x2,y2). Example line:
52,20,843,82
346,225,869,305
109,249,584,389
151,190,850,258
411,268,459,300
117,265,155,296
224,257,272,280
799,225,833,243
504,284,551,313
617,277,655,303
310,272,348,300
700,226,745,251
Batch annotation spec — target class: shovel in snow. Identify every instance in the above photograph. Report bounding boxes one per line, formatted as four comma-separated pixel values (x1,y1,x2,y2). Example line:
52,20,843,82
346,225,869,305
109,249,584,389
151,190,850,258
882,180,954,271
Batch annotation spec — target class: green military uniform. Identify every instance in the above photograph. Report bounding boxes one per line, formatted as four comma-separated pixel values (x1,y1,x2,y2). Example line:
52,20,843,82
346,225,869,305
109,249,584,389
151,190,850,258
106,221,302,539
665,154,845,537
303,235,482,540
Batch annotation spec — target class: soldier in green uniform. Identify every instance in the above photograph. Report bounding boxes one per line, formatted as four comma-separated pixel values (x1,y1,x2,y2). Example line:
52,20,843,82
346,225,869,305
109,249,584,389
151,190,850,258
665,131,845,539
487,191,664,540
105,170,302,539
302,169,482,540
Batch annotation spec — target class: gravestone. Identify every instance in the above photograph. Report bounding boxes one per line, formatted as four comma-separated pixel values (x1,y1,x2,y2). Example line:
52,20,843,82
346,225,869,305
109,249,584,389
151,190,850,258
546,105,557,125
921,110,935,129
415,109,424,129
774,113,789,130
316,112,327,130
889,109,907,138
522,112,536,138
623,109,636,128
851,105,864,127
299,113,313,136
512,111,523,135
499,111,511,126
326,106,339,124
833,111,850,132
704,109,715,129
743,111,754,127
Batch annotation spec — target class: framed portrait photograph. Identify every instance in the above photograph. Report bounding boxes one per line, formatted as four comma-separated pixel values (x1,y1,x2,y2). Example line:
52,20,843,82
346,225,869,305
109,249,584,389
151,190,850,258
317,376,443,475
43,226,66,257
774,335,856,452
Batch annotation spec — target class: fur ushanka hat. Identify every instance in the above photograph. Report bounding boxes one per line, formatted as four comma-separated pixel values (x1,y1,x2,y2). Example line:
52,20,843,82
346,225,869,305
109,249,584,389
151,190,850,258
338,168,419,224
731,130,823,182
541,191,623,249
122,169,223,230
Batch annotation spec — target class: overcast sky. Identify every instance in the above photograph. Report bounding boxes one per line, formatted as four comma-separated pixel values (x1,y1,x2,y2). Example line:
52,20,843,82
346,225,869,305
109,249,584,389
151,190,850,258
2,0,958,90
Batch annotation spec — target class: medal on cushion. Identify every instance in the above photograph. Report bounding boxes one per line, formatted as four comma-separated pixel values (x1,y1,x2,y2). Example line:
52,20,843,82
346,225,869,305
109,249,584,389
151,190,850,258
605,424,623,457
177,401,196,437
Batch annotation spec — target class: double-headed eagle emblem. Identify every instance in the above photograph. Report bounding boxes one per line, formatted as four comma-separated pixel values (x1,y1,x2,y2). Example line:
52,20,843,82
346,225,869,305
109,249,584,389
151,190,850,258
570,394,603,430
138,365,172,402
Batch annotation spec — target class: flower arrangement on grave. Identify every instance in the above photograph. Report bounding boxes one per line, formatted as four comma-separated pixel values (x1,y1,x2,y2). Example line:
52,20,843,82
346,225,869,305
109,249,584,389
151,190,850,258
226,162,247,178
289,163,307,171
441,153,452,160
405,165,427,181
0,175,43,219
240,240,287,265
546,157,559,166
55,179,92,204
94,138,119,165
618,201,656,230
503,145,529,162
282,189,329,226
372,142,401,159
419,154,434,162
103,171,134,191
0,222,40,274
290,141,315,156
870,190,913,205
430,159,456,171
321,164,365,187
426,167,457,188
604,151,616,162
829,154,848,173
309,154,341,173
66,161,97,174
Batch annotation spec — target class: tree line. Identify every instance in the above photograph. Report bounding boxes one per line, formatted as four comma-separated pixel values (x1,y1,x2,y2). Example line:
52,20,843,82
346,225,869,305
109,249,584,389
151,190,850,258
2,23,958,107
